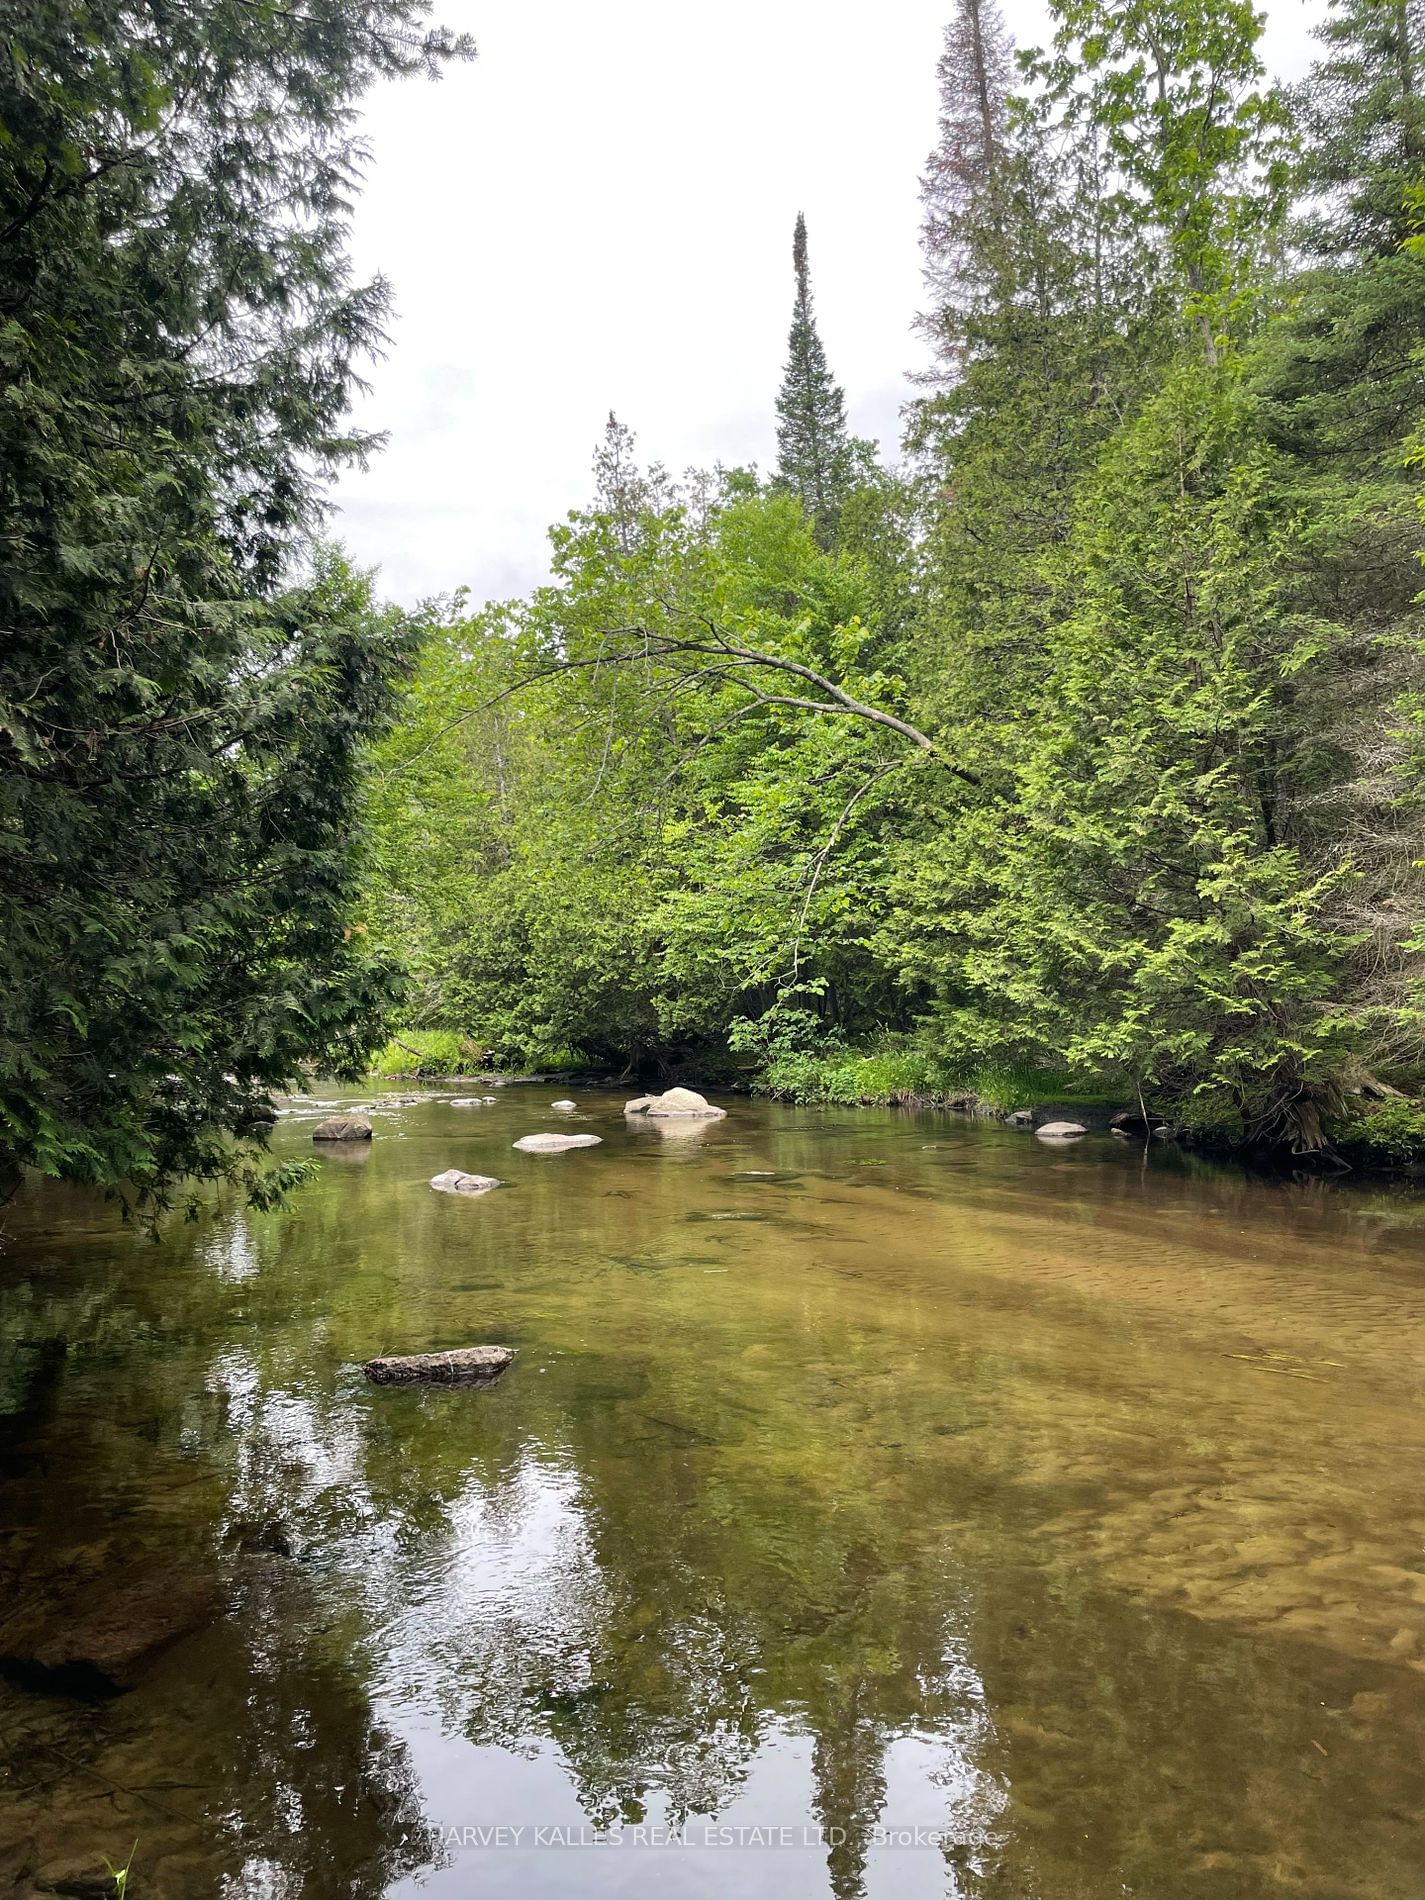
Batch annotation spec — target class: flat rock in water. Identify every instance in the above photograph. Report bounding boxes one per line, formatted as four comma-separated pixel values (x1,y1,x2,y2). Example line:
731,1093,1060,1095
312,1115,372,1142
0,1567,221,1697
430,1169,503,1195
626,1087,726,1121
512,1132,602,1153
449,1097,492,1108
551,1098,577,1111
1037,1120,1087,1139
364,1345,515,1385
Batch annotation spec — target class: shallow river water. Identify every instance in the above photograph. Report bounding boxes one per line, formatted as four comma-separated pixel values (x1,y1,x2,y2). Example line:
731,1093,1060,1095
2,1085,1424,1899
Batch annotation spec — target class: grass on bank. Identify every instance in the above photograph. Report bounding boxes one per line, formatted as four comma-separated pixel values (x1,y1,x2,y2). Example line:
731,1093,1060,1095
367,1030,588,1077
753,1043,1119,1110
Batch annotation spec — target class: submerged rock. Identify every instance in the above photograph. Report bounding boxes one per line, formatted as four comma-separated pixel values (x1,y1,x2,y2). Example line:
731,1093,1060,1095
449,1097,493,1108
228,1518,298,1559
625,1087,727,1121
512,1132,602,1153
430,1169,503,1195
0,1567,221,1698
1037,1120,1088,1139
312,1114,372,1142
364,1345,515,1385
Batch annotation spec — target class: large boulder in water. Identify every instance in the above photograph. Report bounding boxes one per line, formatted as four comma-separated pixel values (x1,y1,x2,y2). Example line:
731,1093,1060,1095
1036,1120,1087,1139
312,1114,372,1142
364,1345,514,1385
430,1169,503,1195
625,1087,726,1121
512,1132,602,1153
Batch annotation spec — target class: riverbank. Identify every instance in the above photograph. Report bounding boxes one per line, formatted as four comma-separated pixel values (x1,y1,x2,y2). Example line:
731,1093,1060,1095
365,1031,1425,1172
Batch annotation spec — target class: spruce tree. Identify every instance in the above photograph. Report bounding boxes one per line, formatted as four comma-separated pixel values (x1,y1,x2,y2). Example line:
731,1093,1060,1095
775,213,851,544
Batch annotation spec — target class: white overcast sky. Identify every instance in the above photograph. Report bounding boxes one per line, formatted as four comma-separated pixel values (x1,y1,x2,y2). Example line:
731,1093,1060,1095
334,0,1329,608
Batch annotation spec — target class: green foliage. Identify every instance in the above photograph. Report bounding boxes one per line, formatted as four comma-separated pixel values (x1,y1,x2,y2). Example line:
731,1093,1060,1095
0,1,469,1205
367,1030,475,1077
1331,1097,1425,1166
1293,0,1424,257
363,0,1425,1160
366,442,926,1074
745,1030,1094,1110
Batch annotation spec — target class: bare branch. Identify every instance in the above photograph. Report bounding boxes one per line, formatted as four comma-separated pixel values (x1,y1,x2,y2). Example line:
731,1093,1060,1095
378,621,981,788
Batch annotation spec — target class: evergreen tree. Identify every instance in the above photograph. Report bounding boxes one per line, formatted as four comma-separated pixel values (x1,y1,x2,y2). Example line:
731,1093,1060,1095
775,213,851,543
0,1,471,1204
591,412,670,553
917,0,1016,366
1296,0,1425,258
1250,0,1425,1072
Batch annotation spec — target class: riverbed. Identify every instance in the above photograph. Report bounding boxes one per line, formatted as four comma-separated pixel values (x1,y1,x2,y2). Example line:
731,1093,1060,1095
2,1085,1423,1897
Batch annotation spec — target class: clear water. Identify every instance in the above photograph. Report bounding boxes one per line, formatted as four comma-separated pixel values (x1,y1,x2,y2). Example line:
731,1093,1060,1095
2,1086,1423,1898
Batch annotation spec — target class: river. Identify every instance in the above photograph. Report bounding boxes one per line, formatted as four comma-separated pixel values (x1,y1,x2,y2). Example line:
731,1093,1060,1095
2,1085,1423,1897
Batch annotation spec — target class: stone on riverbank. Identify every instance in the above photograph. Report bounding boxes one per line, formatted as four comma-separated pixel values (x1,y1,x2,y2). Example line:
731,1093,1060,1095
513,1132,602,1153
625,1087,726,1121
430,1169,503,1195
312,1115,372,1142
364,1345,515,1385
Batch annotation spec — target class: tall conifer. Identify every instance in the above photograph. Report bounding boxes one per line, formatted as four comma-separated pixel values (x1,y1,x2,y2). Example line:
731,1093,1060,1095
917,0,1015,365
775,213,850,544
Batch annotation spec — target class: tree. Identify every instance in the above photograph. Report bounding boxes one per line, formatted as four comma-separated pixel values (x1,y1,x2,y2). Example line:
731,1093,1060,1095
0,2,472,1205
1249,0,1425,1071
592,411,671,553
893,363,1364,1150
1295,0,1425,259
917,0,1016,364
1042,0,1292,363
775,212,851,544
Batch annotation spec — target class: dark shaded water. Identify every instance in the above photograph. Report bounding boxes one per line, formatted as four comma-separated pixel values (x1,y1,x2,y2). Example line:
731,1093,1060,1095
2,1086,1424,1898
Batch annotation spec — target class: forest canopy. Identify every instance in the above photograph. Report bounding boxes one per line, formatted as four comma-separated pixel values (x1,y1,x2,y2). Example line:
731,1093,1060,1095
368,0,1425,1159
